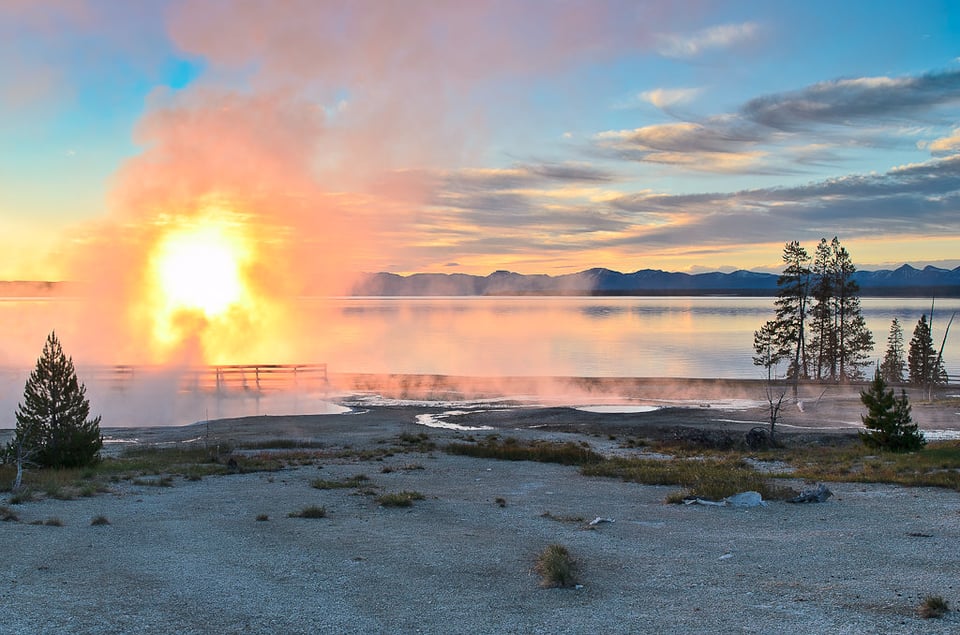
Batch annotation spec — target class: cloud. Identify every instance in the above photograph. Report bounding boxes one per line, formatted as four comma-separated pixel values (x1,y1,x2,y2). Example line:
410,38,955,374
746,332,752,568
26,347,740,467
925,128,960,155
640,87,702,109
656,21,759,58
606,154,960,249
594,119,775,172
742,70,960,131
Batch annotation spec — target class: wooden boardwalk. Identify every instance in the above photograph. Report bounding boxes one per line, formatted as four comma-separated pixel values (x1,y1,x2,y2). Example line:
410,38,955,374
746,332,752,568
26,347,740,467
93,364,329,394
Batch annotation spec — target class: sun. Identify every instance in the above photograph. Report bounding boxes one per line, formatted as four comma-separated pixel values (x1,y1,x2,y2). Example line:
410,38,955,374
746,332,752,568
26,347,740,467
153,225,246,318
144,213,256,354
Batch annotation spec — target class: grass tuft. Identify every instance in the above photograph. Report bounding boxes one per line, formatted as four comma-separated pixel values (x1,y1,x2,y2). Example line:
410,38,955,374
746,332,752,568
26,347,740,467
288,505,327,519
535,544,578,588
90,515,111,526
919,595,949,619
43,517,63,527
255,513,269,522
311,475,370,490
376,491,425,507
0,506,20,522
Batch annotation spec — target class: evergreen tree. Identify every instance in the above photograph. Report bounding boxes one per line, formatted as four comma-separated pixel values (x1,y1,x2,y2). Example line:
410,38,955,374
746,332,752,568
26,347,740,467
908,314,946,389
830,239,873,380
774,241,811,382
880,318,906,384
10,332,102,469
752,241,811,388
859,369,924,452
807,237,873,381
808,238,836,380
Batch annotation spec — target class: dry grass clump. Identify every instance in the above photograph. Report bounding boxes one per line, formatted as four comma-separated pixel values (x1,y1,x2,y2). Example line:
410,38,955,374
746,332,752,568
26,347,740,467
582,456,793,502
0,506,20,522
43,517,63,527
311,475,370,490
376,491,425,507
90,515,111,526
918,595,949,619
535,544,578,588
288,505,327,519
255,514,269,522
446,437,603,466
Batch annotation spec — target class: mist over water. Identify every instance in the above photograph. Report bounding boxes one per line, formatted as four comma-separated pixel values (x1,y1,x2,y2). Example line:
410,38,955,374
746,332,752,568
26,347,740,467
1,295,957,427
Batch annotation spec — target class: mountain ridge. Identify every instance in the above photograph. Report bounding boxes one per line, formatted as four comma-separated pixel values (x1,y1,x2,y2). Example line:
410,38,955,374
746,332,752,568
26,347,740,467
352,264,960,297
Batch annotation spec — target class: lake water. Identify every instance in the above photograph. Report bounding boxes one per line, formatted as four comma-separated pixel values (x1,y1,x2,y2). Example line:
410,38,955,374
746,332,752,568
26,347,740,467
1,295,957,427
1,295,958,380
311,296,960,381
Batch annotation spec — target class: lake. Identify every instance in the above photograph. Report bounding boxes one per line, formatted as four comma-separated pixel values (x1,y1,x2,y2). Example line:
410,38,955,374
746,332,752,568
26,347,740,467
1,295,956,427
309,296,960,380
1,295,957,380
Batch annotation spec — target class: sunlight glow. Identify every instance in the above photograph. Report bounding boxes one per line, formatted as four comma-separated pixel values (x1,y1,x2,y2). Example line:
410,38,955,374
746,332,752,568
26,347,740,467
154,226,244,317
144,211,256,356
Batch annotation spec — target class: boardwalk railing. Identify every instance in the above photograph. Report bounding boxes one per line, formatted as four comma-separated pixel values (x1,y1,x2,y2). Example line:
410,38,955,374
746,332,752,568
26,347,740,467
89,364,329,394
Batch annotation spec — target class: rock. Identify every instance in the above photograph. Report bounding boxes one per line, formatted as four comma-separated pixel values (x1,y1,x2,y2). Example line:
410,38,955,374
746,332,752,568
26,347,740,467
588,517,614,525
725,491,766,507
788,484,832,503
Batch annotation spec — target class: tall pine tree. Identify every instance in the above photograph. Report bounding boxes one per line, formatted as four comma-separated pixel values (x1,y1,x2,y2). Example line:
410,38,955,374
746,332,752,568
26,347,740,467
908,314,946,391
10,332,103,469
807,237,873,381
752,241,811,388
880,318,906,384
831,239,873,380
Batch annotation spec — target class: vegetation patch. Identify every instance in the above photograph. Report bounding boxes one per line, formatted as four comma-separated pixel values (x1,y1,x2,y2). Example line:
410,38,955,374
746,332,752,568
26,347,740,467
132,476,174,488
311,474,370,490
288,505,327,519
90,515,110,526
540,511,585,524
255,514,269,522
397,432,437,452
918,595,949,619
534,544,578,588
43,517,63,527
376,490,425,507
446,437,603,466
582,455,793,502
0,506,20,522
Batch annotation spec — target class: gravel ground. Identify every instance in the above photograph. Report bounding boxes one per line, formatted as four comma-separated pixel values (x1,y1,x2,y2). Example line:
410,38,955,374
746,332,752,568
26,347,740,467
2,402,960,634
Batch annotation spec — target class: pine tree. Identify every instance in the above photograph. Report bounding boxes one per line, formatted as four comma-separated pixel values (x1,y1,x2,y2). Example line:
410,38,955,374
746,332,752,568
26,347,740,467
807,237,873,381
10,332,103,469
859,369,924,452
808,238,836,380
908,314,946,389
880,318,906,384
752,242,811,389
830,239,873,380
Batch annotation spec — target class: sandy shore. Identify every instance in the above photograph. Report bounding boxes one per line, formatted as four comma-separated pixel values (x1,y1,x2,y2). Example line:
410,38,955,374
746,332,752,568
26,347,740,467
2,389,960,633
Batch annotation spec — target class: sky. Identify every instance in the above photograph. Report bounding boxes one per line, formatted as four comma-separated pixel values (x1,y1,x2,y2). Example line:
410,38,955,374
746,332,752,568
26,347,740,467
2,0,960,284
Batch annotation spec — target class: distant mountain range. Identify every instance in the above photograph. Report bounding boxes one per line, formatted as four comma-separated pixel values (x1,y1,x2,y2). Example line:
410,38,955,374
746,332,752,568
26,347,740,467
352,264,960,297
